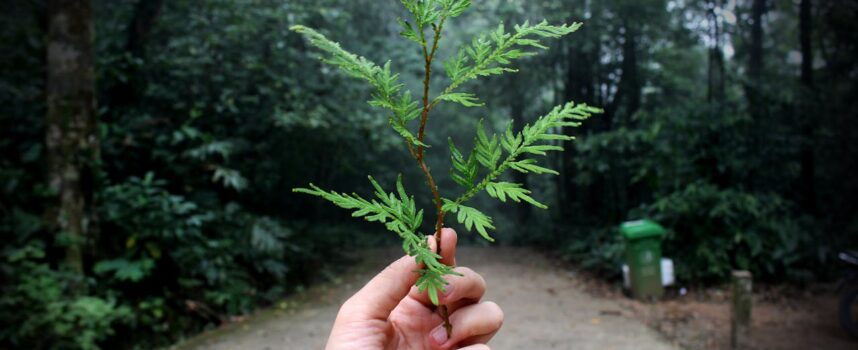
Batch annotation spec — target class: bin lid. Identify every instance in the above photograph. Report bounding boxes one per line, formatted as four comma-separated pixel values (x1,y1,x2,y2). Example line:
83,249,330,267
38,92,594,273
620,219,666,240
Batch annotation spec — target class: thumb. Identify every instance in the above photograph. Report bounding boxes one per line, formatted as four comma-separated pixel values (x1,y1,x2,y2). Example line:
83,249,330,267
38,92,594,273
344,255,420,320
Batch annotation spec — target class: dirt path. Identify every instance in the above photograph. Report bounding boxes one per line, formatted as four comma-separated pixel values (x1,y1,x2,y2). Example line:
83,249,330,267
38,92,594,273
172,247,676,350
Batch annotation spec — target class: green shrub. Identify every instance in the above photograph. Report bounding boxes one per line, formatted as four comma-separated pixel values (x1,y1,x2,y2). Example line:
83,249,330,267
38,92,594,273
1,236,130,349
643,181,815,283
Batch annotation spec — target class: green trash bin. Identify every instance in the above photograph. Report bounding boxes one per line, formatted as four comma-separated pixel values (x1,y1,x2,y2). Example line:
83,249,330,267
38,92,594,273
621,219,666,300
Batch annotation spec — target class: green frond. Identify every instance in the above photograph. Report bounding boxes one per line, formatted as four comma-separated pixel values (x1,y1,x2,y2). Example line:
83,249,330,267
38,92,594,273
291,25,427,149
475,119,503,170
448,138,479,189
450,102,602,205
295,177,462,305
400,0,470,30
443,200,495,242
485,182,548,209
400,0,440,29
437,20,583,100
290,25,380,83
443,0,472,17
293,176,423,244
509,159,560,175
397,19,422,43
437,92,484,107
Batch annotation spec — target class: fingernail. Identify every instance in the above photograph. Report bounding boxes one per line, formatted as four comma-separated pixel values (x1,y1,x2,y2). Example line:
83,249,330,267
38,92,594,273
430,326,448,344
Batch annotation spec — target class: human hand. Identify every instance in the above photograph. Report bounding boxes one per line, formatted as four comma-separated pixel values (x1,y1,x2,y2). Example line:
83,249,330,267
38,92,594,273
325,228,503,350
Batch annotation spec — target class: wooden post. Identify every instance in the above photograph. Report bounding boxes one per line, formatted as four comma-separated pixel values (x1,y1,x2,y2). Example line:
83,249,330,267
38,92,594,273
731,270,752,349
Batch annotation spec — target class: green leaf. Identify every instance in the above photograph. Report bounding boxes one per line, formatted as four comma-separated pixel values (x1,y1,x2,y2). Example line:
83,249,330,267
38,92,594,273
294,176,423,239
437,92,484,107
449,138,479,188
450,102,600,205
290,25,381,83
501,122,523,153
445,0,472,17
93,259,155,282
485,182,548,209
509,159,559,175
390,118,430,148
438,20,582,96
521,144,564,156
443,200,495,242
212,167,248,191
475,120,502,170
397,19,421,43
293,25,430,150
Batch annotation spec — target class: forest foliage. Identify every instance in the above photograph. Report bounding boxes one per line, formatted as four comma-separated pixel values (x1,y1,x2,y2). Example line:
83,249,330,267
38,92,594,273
1,0,857,349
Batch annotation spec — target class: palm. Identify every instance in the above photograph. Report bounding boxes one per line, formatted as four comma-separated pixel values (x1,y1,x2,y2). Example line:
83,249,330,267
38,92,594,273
334,295,442,350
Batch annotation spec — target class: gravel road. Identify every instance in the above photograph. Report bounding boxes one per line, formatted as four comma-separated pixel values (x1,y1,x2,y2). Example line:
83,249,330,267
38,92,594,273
172,247,676,350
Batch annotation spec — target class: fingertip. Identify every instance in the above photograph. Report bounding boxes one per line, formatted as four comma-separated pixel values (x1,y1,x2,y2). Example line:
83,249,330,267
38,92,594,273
441,227,458,242
439,227,457,265
427,234,438,254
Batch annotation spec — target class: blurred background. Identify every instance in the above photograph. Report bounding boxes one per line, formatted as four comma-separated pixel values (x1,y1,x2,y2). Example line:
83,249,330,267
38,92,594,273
2,0,857,349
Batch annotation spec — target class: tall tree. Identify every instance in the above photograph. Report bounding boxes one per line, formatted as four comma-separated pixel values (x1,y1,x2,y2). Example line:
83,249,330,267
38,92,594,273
618,20,641,119
46,0,99,274
559,0,601,222
106,0,164,107
707,0,725,103
746,0,765,120
798,0,817,213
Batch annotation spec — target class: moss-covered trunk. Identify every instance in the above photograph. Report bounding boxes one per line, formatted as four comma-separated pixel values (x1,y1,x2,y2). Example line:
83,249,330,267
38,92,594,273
46,0,98,274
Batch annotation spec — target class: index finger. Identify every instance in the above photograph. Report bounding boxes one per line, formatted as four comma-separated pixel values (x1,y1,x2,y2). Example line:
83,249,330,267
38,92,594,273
340,254,420,320
436,227,457,266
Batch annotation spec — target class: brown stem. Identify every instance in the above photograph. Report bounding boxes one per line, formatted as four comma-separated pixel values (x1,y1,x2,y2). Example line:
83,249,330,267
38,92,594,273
417,21,444,162
412,20,452,337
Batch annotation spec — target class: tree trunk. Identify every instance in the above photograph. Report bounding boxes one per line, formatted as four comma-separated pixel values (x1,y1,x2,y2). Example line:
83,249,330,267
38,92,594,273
107,0,164,107
747,0,765,120
560,1,598,223
46,0,98,274
601,20,640,219
620,22,641,120
798,0,817,213
605,18,640,129
708,0,725,103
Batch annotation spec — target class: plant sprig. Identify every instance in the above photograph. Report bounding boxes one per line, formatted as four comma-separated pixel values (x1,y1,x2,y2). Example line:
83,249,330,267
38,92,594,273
292,0,600,335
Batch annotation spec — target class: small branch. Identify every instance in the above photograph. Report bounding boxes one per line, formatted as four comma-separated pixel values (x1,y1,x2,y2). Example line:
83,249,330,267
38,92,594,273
412,18,451,338
417,19,446,161
428,28,536,110
410,19,448,240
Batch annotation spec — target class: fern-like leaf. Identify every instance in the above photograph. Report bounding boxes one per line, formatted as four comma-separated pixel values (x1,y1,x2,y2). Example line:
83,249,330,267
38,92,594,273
442,200,495,242
451,102,602,207
448,138,479,189
437,92,484,107
485,182,547,209
438,20,582,101
291,25,425,148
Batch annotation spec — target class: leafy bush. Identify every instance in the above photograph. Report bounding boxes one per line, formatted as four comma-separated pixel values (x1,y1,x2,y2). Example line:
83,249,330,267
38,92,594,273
643,181,815,283
555,103,819,285
0,209,130,349
559,226,625,279
95,174,305,344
